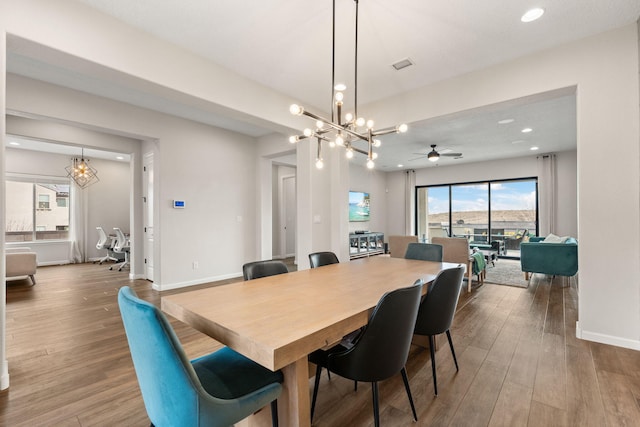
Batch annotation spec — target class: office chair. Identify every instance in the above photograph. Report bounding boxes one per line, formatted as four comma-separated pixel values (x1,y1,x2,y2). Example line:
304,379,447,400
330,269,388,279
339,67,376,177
110,228,130,271
118,286,283,427
242,260,288,281
309,281,424,426
413,265,465,395
308,251,339,268
404,242,443,262
95,226,118,264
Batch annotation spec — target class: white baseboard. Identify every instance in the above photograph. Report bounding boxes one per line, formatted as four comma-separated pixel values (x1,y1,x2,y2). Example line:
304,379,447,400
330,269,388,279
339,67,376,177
576,321,640,350
1,362,9,390
153,272,243,291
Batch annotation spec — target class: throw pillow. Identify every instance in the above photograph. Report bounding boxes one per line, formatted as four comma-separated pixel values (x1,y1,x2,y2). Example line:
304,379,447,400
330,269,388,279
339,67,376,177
542,233,563,243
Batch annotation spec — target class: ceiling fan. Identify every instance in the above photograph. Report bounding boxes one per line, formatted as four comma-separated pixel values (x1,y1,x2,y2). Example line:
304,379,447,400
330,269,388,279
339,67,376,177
409,144,463,162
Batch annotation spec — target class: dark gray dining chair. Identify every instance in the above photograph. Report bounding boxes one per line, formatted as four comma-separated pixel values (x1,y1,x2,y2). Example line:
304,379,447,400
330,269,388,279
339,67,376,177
308,281,424,426
242,260,288,281
308,251,339,268
404,242,443,262
413,265,465,395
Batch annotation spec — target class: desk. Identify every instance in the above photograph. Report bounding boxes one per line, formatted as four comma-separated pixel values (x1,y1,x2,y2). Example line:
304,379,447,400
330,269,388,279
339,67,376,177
162,256,457,427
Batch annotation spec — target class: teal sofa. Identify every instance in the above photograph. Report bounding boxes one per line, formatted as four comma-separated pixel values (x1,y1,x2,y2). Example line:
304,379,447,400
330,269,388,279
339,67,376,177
520,236,578,280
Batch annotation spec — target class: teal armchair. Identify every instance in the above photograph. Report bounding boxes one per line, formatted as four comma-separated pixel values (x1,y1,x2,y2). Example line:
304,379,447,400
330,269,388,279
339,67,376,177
520,237,578,281
118,286,283,427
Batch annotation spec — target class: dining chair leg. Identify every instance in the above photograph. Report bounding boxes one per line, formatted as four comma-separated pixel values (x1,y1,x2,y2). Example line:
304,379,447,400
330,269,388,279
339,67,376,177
372,381,380,427
446,330,459,371
400,367,418,421
310,364,323,421
354,380,358,391
429,335,438,395
270,400,279,427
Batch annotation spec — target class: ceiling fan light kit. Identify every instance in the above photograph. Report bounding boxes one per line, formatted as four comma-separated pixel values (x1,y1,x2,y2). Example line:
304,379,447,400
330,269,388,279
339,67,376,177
288,0,408,170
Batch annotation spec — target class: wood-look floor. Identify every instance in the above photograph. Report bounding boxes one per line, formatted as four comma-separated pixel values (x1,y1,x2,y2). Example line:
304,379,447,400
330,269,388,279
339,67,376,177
1,262,639,426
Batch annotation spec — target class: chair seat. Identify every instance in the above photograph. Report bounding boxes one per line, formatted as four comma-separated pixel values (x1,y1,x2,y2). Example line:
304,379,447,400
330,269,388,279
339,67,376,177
192,347,284,400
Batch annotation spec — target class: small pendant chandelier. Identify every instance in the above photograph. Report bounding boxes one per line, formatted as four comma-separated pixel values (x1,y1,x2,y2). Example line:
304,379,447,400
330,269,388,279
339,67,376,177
66,148,99,188
288,0,408,170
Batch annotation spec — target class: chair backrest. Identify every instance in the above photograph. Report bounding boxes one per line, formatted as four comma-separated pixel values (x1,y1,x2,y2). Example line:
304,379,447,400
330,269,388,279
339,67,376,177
118,286,206,426
404,243,443,262
308,251,339,268
242,260,288,281
431,237,469,264
388,235,418,258
328,281,423,382
96,227,110,250
414,266,465,336
113,228,129,253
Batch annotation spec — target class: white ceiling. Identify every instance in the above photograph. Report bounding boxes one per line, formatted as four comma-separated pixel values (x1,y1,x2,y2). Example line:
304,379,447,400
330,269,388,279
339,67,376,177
6,0,640,169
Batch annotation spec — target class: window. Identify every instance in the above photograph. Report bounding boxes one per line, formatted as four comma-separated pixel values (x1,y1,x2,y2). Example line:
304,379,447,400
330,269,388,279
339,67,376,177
416,178,538,258
38,194,50,210
6,178,71,242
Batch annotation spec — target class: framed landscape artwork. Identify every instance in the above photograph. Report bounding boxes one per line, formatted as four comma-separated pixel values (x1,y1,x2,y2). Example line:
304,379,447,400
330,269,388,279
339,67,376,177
349,191,370,222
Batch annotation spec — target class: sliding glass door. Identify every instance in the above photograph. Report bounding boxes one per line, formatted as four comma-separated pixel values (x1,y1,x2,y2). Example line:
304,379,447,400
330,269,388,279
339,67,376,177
416,178,538,258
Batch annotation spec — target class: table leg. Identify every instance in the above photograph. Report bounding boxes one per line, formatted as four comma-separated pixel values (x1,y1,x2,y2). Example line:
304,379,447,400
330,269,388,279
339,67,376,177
281,357,311,427
467,260,472,292
237,357,310,427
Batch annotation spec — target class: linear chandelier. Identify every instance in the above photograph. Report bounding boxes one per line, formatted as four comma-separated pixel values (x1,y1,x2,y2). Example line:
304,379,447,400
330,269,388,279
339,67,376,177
65,148,99,188
288,0,407,170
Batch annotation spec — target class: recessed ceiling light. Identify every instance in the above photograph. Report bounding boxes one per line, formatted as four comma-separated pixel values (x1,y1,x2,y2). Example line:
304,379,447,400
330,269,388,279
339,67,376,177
521,127,533,133
334,83,346,91
530,146,539,151
511,140,525,144
521,8,544,23
397,164,404,168
116,156,124,160
9,141,20,146
498,119,514,124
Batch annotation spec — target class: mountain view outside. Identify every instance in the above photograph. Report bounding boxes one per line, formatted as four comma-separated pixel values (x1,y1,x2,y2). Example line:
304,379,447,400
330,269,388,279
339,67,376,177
416,179,537,257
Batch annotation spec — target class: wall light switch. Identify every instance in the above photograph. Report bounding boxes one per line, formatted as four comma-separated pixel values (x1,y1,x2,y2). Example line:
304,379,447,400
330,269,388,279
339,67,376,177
313,215,321,224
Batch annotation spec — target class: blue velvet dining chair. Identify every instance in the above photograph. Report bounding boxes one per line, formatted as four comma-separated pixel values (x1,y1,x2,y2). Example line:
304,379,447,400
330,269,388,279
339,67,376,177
118,286,283,427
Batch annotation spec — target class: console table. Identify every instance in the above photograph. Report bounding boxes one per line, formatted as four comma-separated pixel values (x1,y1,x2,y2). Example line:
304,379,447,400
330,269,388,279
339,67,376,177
349,232,384,259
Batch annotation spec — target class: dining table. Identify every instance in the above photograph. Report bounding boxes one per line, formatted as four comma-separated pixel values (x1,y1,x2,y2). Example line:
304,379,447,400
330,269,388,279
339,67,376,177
161,256,460,426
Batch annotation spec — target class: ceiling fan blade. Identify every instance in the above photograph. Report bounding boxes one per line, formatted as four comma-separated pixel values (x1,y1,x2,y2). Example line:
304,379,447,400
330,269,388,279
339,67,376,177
441,152,463,157
408,156,427,162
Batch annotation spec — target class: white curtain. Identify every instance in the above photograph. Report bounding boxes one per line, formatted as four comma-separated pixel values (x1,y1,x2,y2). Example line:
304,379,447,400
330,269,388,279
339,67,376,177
68,183,86,263
537,154,557,236
404,170,416,235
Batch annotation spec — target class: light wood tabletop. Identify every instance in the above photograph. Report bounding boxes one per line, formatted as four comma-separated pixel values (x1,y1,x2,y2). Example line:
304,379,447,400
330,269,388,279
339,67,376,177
162,256,460,427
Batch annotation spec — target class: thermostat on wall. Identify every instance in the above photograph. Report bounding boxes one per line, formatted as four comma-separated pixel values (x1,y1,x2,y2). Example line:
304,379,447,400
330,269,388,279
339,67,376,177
173,200,185,209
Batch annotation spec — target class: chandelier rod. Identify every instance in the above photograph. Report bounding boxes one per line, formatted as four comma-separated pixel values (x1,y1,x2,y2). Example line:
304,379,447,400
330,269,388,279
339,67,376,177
331,0,336,123
354,0,359,121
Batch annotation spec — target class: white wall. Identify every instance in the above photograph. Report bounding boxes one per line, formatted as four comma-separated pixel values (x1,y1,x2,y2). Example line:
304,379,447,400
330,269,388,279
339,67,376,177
384,150,578,238
5,146,131,264
6,74,259,290
369,25,639,349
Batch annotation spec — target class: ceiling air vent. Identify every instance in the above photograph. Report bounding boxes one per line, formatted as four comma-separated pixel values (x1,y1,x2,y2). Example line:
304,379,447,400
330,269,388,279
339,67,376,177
392,58,414,71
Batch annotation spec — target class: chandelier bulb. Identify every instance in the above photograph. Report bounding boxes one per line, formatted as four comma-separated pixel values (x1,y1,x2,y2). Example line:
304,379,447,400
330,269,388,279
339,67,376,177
335,135,344,146
289,135,299,144
316,120,324,129
373,139,381,147
303,128,313,137
346,149,354,159
372,152,378,159
329,141,336,148
356,117,366,127
315,158,324,169
366,159,375,169
289,104,304,116
366,119,375,129
345,113,354,123
335,92,344,102
397,123,408,133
